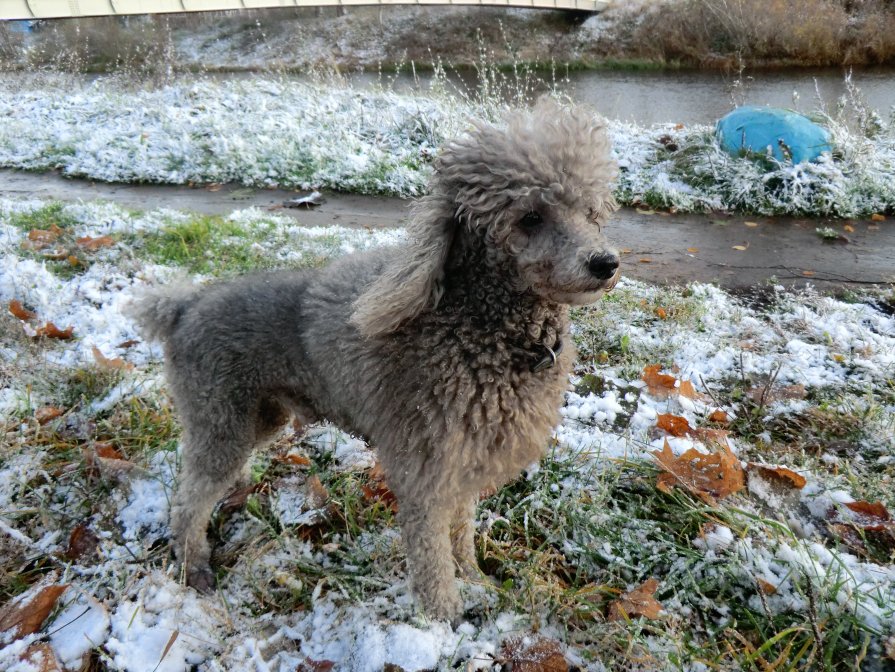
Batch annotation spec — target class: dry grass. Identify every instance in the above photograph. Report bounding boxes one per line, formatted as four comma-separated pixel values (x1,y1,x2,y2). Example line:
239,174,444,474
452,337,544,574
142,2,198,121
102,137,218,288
615,0,895,68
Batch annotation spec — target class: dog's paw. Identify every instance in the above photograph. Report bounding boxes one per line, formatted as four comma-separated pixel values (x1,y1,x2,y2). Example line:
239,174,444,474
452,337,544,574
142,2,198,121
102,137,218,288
186,565,217,593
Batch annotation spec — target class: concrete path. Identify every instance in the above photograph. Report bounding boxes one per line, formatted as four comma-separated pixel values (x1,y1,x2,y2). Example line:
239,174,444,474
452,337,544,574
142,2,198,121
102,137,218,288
3,169,892,291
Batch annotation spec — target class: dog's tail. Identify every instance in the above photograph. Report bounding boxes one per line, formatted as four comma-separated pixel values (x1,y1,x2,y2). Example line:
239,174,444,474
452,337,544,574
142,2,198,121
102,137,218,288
127,284,197,343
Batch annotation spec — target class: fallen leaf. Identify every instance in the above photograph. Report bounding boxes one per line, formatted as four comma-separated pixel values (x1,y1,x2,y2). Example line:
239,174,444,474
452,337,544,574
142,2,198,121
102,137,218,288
35,406,64,425
732,243,749,251
844,224,855,233
275,453,312,467
845,501,890,521
686,247,699,253
657,413,691,437
65,523,99,561
747,383,806,405
747,463,807,489
218,482,269,514
66,255,80,267
94,442,123,460
305,475,329,510
20,642,63,672
501,636,568,672
802,270,816,277
689,427,730,445
871,213,886,222
744,221,759,228
116,339,140,349
756,578,778,595
642,365,701,400
608,578,663,621
297,659,336,672
92,346,134,371
619,248,633,254
8,299,37,321
653,439,745,505
0,584,69,639
636,208,656,215
362,463,398,512
708,409,729,424
655,307,668,320
76,235,115,251
638,258,652,263
24,225,63,249
677,380,701,400
33,322,74,340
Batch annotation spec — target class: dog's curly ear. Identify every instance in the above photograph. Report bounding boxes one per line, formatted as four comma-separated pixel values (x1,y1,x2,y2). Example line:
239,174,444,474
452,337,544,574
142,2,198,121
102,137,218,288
350,195,455,338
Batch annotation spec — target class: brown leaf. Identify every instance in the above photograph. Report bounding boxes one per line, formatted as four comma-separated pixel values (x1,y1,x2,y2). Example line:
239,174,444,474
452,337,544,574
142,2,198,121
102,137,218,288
25,225,63,249
33,322,74,340
642,365,678,398
638,258,652,263
844,223,855,233
501,636,568,672
274,453,312,467
0,584,69,639
756,578,778,595
689,427,730,445
305,475,329,510
297,659,336,672
91,346,134,371
653,439,745,505
871,213,886,222
65,524,100,561
75,235,114,251
116,338,140,349
218,481,269,514
362,463,399,512
657,413,691,437
9,299,37,321
608,578,663,621
35,406,64,425
747,463,807,490
846,501,890,522
157,629,180,669
708,409,729,424
802,270,816,277
686,247,699,253
20,642,63,672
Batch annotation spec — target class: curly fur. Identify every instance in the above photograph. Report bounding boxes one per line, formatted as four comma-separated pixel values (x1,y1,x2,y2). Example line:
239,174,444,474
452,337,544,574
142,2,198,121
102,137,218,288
130,98,620,623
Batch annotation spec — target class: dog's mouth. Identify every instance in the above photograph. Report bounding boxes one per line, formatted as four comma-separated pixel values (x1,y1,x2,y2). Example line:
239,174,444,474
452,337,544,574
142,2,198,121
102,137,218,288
602,266,621,292
544,267,621,306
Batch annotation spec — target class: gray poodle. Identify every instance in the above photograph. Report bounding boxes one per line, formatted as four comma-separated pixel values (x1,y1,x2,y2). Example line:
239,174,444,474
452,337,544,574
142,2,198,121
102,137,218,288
131,99,620,623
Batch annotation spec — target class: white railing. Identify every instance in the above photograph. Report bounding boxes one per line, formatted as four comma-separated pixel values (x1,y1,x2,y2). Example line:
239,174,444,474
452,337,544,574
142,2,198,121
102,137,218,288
0,0,608,20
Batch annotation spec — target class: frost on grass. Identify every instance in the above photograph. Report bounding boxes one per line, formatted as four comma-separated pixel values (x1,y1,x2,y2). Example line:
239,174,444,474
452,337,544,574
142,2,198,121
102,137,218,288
1,74,894,216
1,198,894,670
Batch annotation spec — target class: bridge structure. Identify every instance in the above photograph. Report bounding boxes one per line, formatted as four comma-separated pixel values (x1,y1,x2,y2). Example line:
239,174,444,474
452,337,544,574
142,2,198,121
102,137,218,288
0,0,608,20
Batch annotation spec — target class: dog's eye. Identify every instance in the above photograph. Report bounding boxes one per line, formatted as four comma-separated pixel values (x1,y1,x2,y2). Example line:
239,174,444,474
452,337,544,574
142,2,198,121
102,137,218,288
519,211,543,229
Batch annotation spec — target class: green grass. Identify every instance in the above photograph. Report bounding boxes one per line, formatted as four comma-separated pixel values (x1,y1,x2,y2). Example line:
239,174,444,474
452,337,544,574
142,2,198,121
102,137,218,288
7,202,80,231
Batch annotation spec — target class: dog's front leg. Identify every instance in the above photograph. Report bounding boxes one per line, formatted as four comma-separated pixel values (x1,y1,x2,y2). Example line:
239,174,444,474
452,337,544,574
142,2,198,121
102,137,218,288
450,496,479,579
398,499,463,623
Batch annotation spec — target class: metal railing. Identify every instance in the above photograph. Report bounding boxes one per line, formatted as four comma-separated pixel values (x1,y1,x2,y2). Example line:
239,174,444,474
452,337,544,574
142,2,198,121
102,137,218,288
1,0,608,20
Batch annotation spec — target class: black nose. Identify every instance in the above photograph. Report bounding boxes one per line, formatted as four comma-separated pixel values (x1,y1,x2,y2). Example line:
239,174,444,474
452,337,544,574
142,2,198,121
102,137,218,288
588,253,620,280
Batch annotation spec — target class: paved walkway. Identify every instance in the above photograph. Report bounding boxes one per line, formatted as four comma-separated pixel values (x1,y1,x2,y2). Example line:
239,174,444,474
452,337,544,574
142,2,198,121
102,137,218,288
3,169,892,290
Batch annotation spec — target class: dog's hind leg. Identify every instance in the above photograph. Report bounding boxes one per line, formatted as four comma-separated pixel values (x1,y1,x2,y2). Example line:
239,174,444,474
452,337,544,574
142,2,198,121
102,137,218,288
170,409,264,592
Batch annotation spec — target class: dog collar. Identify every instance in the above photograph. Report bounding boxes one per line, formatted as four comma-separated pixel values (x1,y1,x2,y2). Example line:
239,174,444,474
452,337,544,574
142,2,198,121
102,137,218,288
530,337,564,373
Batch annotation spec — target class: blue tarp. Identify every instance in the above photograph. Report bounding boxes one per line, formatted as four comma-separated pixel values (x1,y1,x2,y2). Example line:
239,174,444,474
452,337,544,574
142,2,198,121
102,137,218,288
716,105,832,164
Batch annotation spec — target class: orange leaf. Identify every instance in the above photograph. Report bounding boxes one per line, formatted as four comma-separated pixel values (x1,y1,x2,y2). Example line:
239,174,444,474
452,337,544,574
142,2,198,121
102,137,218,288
655,307,668,320
678,380,700,400
35,406,64,425
305,475,329,510
846,501,890,521
756,578,778,595
657,413,691,437
871,213,886,222
501,636,568,672
94,441,123,460
802,270,815,277
708,409,729,424
642,364,678,398
276,453,312,467
0,584,69,639
689,427,730,445
8,299,37,321
20,642,63,672
747,463,807,490
844,224,855,233
25,225,63,249
76,235,114,250
34,323,74,340
608,578,663,621
653,439,745,505
686,247,699,253
92,346,134,371
638,258,652,263
744,221,759,228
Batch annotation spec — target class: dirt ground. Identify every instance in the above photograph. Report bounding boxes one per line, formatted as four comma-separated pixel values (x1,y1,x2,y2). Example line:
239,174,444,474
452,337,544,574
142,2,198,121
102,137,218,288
3,168,893,291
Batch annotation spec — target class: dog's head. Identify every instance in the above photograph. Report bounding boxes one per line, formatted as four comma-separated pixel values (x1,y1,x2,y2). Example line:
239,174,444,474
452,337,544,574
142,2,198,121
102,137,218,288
352,99,619,338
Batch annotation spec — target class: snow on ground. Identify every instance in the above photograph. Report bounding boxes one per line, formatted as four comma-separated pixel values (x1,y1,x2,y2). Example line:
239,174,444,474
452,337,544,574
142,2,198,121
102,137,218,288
0,198,894,670
0,73,893,216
